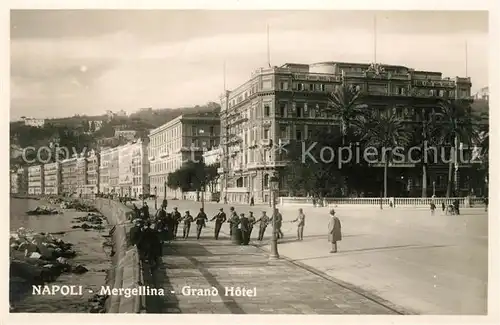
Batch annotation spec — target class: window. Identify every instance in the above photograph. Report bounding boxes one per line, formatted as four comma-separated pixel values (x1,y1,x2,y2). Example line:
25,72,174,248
263,174,269,188
296,105,303,118
296,130,303,141
280,126,287,139
209,126,215,136
280,81,289,90
279,103,287,117
191,126,197,136
264,129,270,139
320,84,326,92
309,84,314,91
264,104,270,117
297,83,304,91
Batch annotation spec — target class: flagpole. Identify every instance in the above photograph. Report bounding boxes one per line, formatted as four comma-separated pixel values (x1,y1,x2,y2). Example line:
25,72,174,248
465,41,468,77
267,24,271,68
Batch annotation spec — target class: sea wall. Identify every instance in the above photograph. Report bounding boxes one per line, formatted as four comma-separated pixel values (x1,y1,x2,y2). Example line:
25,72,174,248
94,198,144,313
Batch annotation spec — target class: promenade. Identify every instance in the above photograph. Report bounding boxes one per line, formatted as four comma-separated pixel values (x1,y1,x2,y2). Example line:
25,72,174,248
144,199,488,315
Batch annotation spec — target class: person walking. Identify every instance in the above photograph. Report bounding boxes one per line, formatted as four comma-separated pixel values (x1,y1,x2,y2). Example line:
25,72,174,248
228,210,240,239
328,209,342,253
250,196,255,206
270,208,284,239
239,213,250,245
292,208,306,241
154,206,168,242
255,211,270,241
182,211,194,239
247,211,256,240
172,207,182,239
430,201,436,216
441,202,446,215
165,212,175,242
227,207,238,236
141,202,150,220
194,208,208,240
210,208,227,240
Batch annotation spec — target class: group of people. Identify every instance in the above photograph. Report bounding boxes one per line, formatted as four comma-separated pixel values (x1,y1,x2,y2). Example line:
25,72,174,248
128,201,344,266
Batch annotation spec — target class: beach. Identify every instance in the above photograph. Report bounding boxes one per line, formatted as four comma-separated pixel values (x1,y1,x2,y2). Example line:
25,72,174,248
10,198,112,313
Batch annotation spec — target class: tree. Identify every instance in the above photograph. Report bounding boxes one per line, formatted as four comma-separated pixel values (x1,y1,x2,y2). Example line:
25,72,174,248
204,162,220,192
438,99,479,197
362,112,411,197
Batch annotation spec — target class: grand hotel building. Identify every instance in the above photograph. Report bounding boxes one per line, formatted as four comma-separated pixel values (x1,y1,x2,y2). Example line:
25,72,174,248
220,61,475,203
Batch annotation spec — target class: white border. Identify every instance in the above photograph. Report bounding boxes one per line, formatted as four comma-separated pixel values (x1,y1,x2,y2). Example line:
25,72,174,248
2,1,498,325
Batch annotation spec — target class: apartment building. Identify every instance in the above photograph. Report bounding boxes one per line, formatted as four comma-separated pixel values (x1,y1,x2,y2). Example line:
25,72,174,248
99,148,112,194
43,162,61,195
220,61,474,201
117,139,150,197
61,158,77,195
28,165,44,195
85,149,100,195
148,113,220,199
10,168,28,195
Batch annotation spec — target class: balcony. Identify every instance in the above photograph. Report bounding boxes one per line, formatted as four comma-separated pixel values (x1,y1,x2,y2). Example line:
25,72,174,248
412,79,455,88
260,139,272,147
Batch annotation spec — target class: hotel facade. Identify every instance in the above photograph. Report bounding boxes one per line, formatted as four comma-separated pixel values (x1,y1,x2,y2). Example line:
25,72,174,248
220,62,475,203
117,139,150,197
148,114,220,199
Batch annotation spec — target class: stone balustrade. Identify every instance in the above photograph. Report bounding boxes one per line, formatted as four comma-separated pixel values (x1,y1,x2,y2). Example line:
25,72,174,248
279,197,486,208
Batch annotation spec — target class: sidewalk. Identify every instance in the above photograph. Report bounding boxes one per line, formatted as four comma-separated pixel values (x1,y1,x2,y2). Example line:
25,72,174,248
143,229,402,314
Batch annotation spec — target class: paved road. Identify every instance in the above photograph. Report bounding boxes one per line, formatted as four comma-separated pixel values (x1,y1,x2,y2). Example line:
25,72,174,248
144,199,488,315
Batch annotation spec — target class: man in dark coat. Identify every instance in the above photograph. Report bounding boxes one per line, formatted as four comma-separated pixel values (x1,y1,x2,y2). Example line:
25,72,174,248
194,208,208,240
210,208,227,240
154,206,168,242
453,199,460,215
142,222,162,268
239,213,250,245
165,212,175,241
227,207,238,236
141,202,150,220
182,211,194,239
172,207,182,239
247,211,256,240
254,211,270,241
328,209,342,253
270,208,284,239
129,219,144,247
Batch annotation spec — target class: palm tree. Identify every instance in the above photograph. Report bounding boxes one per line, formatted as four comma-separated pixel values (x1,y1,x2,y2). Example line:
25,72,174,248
438,99,479,197
412,111,442,197
362,111,411,197
327,84,368,144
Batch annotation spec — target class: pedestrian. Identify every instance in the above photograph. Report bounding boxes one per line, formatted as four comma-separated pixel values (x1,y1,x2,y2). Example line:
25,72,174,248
240,213,250,245
430,201,436,216
142,221,161,268
132,203,141,219
141,202,150,220
255,211,270,241
129,219,144,247
441,202,446,215
224,196,228,204
162,199,168,209
182,211,193,239
453,199,460,215
154,206,168,242
247,211,256,240
228,208,240,237
328,209,342,253
312,197,316,207
270,208,284,239
210,208,227,240
165,212,175,241
194,208,208,240
172,207,182,239
292,208,306,241
228,207,238,236
250,196,255,206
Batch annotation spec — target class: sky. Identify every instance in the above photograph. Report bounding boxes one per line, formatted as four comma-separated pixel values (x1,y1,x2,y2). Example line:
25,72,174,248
10,10,489,120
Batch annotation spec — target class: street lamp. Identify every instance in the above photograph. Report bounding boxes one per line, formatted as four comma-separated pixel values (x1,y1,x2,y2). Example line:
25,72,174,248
433,181,436,197
154,186,158,210
269,172,280,260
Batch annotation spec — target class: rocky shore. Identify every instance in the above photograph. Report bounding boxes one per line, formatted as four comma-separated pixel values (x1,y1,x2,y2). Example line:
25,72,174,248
9,198,112,313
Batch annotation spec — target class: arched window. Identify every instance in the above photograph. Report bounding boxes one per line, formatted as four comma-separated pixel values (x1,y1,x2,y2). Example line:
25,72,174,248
236,177,243,187
263,174,269,188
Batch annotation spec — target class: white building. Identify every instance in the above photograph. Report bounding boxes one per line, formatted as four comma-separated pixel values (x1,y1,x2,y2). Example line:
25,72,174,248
203,147,223,193
118,139,150,197
43,162,61,195
22,117,45,127
28,165,44,195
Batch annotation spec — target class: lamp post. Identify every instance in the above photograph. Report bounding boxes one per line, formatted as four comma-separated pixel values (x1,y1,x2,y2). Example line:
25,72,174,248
432,181,436,197
142,185,145,205
164,181,167,200
154,186,158,210
269,173,280,260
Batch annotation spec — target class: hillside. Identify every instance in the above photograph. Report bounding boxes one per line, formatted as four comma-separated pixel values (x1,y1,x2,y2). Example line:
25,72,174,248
9,102,221,169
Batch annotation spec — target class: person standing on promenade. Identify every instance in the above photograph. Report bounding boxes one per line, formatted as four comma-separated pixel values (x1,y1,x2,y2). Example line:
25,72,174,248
194,208,208,240
172,207,182,239
165,212,175,242
430,201,436,216
270,208,284,239
247,211,256,240
441,202,446,215
239,213,250,245
129,219,144,247
292,208,306,241
227,207,238,236
141,202,150,220
328,209,342,253
210,208,227,240
182,211,194,239
250,196,255,206
154,206,168,242
254,211,270,241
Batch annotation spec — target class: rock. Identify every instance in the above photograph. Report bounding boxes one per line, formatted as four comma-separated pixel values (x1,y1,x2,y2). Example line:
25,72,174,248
56,257,68,264
72,264,88,274
29,252,42,259
81,223,91,230
71,225,81,229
